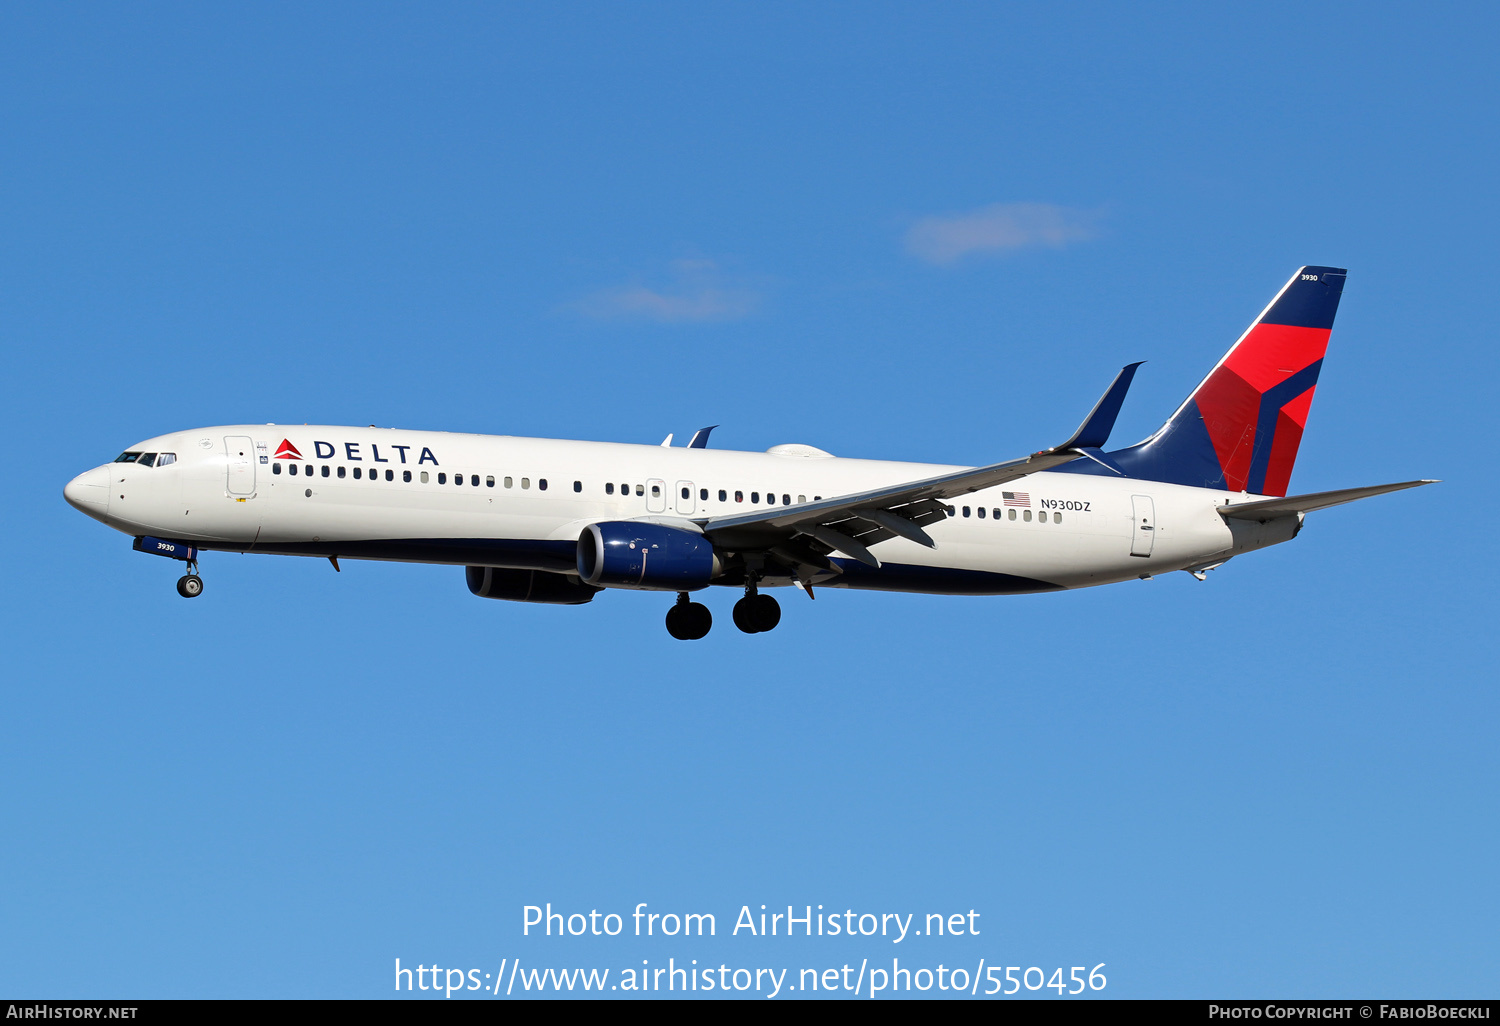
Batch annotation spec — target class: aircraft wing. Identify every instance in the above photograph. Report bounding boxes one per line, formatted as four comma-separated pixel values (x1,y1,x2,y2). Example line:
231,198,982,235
1217,479,1437,521
699,364,1142,569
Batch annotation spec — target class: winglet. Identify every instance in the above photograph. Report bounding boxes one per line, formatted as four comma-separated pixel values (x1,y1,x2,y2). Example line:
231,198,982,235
688,425,718,449
1054,363,1143,451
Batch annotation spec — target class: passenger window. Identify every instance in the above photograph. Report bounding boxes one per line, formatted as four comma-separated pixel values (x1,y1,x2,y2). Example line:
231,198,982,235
386,470,394,481
156,453,176,467
944,505,955,516
456,474,463,486
574,480,582,492
782,494,790,505
1023,509,1032,522
322,466,329,477
272,462,282,475
486,475,494,487
963,506,971,517
1054,512,1063,523
353,467,362,479
505,477,513,488
1008,508,1016,521
735,490,743,503
338,466,347,479
751,492,759,503
719,489,727,502
977,507,985,518
798,494,806,503
539,479,547,490
521,478,530,489
700,488,708,500
650,484,659,497
814,496,821,501
404,470,412,482
606,482,614,495
993,508,1001,519
634,484,643,496
438,472,446,484
420,471,429,483
681,487,690,500
471,475,479,487
138,453,157,467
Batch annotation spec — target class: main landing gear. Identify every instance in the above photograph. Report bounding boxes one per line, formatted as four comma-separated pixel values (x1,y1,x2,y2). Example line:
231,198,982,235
176,559,203,598
662,580,783,640
732,579,781,635
665,592,712,640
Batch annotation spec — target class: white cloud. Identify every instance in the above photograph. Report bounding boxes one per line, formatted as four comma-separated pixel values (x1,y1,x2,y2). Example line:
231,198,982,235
577,258,759,323
905,202,1101,265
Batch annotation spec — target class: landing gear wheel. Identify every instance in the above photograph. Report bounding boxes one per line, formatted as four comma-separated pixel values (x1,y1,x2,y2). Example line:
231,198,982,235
176,575,203,598
665,595,712,640
733,593,781,633
751,593,781,632
732,596,760,633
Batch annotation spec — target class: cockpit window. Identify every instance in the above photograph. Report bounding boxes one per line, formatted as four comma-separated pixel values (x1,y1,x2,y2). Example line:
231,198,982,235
137,453,157,467
156,453,176,467
114,452,142,463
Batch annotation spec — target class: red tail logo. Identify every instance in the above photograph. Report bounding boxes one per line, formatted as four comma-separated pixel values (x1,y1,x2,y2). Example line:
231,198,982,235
274,439,303,460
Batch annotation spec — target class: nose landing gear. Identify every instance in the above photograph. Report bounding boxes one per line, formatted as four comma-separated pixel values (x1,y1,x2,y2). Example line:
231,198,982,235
732,578,781,634
132,537,204,598
665,592,712,640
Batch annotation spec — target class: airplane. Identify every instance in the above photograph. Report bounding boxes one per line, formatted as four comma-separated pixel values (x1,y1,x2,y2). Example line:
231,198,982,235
64,266,1433,639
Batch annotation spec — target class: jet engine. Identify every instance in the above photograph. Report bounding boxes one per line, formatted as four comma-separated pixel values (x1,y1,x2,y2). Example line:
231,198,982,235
576,521,720,590
465,566,601,604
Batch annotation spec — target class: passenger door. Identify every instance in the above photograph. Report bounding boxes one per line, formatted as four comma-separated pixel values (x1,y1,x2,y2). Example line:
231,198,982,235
674,480,696,515
1130,494,1155,557
225,436,256,496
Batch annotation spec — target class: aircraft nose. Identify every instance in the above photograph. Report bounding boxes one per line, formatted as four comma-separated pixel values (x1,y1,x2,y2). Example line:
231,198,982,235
64,466,111,520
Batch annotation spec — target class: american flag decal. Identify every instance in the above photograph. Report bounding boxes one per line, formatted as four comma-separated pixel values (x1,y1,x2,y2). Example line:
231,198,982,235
1002,491,1031,507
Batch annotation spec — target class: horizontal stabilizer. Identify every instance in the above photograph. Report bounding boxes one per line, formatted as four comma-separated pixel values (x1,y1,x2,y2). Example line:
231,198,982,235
1218,480,1437,521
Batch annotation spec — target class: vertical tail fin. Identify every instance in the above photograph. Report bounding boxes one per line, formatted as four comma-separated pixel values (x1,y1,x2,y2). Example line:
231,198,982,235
1104,266,1345,496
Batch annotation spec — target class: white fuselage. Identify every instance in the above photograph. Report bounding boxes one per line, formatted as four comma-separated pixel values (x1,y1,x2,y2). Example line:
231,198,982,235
65,425,1301,594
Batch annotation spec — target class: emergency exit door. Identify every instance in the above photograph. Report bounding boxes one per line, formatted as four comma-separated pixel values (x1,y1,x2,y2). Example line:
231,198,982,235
225,436,256,496
1130,494,1155,557
675,480,696,515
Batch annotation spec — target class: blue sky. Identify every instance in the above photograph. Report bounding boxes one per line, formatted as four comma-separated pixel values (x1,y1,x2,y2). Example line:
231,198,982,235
2,3,1496,998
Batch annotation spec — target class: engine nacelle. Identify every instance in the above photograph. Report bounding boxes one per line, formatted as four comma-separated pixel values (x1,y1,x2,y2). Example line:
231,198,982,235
465,566,601,605
576,521,719,590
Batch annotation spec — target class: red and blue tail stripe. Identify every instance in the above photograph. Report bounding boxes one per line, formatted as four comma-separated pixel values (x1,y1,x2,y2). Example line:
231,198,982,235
1059,266,1345,496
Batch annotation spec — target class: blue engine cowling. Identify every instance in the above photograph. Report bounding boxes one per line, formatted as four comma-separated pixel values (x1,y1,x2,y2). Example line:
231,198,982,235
577,521,719,590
